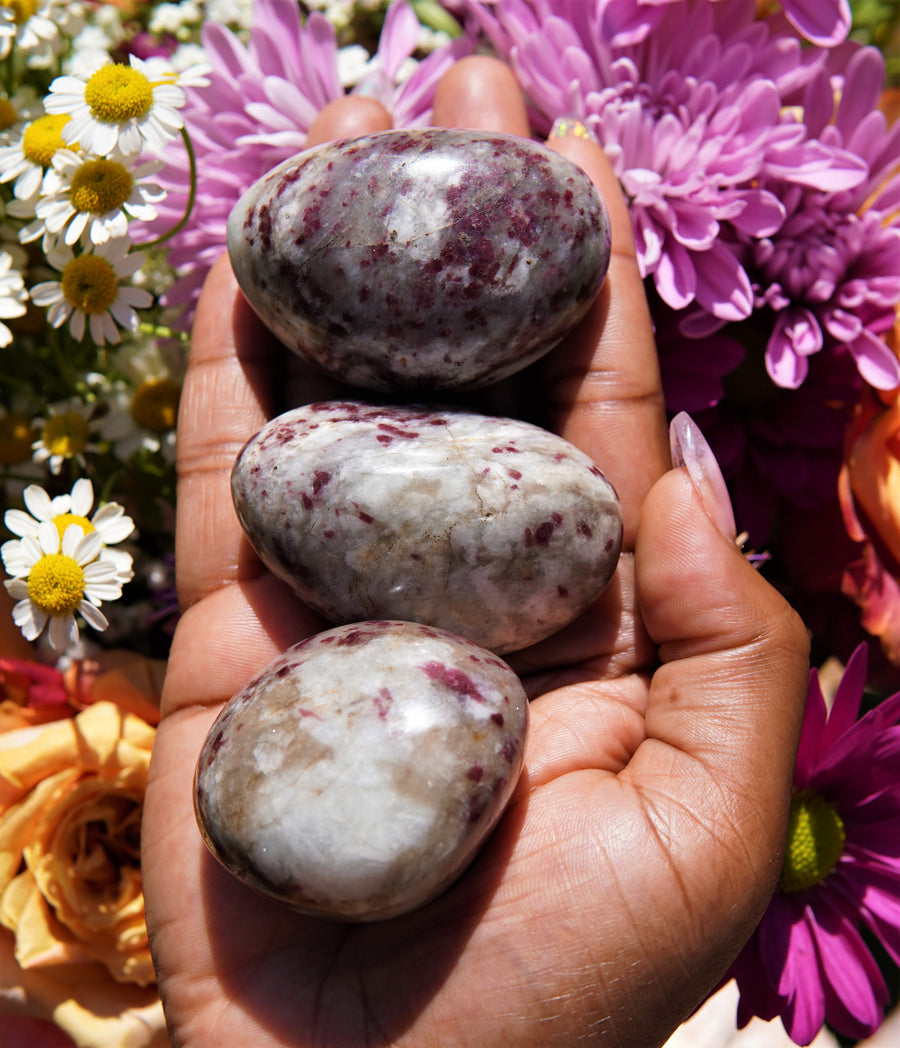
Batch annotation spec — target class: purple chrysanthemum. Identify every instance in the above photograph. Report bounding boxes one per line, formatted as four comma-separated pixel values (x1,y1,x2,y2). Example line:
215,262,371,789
466,0,867,326
657,311,861,546
144,0,470,320
585,0,850,48
730,642,900,1045
737,45,900,391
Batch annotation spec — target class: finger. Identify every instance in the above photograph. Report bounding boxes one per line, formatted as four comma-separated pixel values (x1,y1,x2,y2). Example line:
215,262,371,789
175,98,398,611
431,55,530,135
305,95,392,147
633,462,810,875
544,129,669,547
175,254,280,609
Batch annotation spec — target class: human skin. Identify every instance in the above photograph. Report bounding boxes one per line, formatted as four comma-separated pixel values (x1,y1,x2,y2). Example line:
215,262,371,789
141,56,810,1048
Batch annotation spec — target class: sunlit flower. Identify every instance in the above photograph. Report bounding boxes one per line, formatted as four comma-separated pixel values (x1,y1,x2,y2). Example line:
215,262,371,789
730,643,900,1044
29,398,102,476
44,52,210,157
3,521,131,650
29,236,153,346
2,478,135,582
0,248,27,347
0,110,70,202
34,150,165,246
591,0,851,48
739,45,900,391
469,0,867,326
0,0,74,66
146,0,470,321
97,345,181,463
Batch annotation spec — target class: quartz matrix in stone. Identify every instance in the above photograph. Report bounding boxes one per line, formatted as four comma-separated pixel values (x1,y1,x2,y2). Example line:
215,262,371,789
231,400,623,653
227,127,611,391
194,621,529,921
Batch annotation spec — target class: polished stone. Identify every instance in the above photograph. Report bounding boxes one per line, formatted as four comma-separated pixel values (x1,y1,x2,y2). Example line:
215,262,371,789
194,620,528,921
226,127,610,392
232,400,623,654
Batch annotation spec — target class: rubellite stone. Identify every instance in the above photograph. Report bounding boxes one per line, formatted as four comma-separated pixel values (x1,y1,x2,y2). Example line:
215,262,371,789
231,400,623,654
194,620,528,920
226,127,611,391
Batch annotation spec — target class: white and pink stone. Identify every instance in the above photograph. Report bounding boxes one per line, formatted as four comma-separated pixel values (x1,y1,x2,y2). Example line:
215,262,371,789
194,620,528,921
232,400,623,654
226,127,611,392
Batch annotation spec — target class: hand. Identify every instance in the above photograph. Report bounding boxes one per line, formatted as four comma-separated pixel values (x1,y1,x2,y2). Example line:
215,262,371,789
142,57,810,1048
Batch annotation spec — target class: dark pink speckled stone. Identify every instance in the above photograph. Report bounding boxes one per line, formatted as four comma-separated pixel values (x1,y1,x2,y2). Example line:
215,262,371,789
226,128,611,392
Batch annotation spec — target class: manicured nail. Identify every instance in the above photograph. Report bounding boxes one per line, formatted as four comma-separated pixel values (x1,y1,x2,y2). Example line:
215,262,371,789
548,116,597,142
669,411,737,541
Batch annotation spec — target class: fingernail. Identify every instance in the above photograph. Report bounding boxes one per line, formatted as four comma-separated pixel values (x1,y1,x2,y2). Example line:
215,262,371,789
548,116,597,142
669,411,737,541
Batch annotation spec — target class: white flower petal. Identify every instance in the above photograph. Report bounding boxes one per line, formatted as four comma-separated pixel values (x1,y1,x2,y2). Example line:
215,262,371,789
22,483,55,521
5,578,29,600
78,599,108,631
13,598,46,640
91,503,134,543
74,529,103,564
49,610,78,650
70,478,94,516
3,508,40,538
1,538,32,576
37,520,61,554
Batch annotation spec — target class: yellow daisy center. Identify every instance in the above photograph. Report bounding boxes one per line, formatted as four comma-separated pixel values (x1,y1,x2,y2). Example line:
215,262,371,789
70,158,134,216
0,97,18,131
84,64,154,124
0,411,34,464
27,553,85,615
778,789,846,894
131,377,180,432
61,255,119,314
52,513,95,543
9,0,38,25
22,113,70,167
41,412,90,458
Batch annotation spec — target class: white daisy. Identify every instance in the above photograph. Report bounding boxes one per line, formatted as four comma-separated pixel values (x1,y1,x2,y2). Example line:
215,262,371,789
30,397,102,476
0,85,42,143
35,150,165,246
44,53,210,157
97,342,181,462
0,111,71,201
29,235,154,346
2,477,135,578
0,248,28,347
3,520,130,651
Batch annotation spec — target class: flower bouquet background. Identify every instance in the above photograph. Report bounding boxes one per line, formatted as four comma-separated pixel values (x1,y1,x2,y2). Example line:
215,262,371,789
1,0,900,1045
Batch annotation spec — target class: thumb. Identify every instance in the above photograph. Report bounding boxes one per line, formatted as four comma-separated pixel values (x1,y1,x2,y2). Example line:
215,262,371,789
634,414,810,867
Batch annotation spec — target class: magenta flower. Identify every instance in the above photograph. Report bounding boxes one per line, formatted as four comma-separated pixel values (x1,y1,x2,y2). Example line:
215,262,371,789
730,642,900,1044
587,0,850,48
467,0,866,327
738,45,900,391
145,0,470,321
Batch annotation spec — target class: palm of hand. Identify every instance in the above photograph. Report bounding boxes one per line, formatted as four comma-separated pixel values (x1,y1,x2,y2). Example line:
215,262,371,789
142,60,809,1048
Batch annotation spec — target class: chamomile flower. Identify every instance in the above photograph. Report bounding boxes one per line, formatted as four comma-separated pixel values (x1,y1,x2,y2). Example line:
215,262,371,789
30,398,102,476
3,521,130,651
35,150,165,246
0,110,70,201
0,0,75,66
98,346,181,463
2,478,135,579
0,248,27,347
44,53,210,157
29,236,153,346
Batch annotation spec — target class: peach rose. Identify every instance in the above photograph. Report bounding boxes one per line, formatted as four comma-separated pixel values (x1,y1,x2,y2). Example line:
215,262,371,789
840,385,900,665
0,700,167,1046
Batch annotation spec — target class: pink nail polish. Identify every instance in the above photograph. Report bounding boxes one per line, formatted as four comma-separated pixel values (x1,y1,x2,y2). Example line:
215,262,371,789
669,411,737,541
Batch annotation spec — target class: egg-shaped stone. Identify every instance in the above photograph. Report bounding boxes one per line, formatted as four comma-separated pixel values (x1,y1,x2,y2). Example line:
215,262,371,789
194,620,528,921
226,127,610,391
232,400,623,654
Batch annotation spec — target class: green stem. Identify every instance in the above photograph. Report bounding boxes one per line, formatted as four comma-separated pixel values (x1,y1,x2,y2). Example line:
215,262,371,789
410,0,463,37
140,126,197,250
